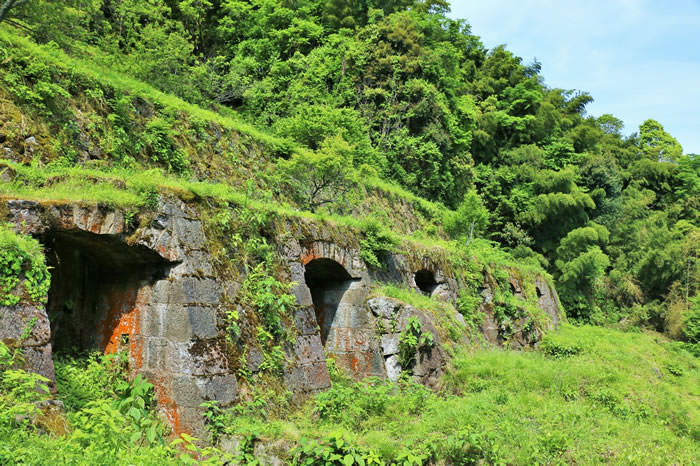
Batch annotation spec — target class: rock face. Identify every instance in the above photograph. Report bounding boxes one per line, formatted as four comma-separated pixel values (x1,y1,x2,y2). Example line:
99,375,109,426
5,198,235,436
0,300,56,392
368,297,447,387
2,199,563,437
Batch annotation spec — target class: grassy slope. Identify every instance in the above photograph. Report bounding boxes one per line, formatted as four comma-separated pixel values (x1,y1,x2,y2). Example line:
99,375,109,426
228,325,699,464
1,26,698,466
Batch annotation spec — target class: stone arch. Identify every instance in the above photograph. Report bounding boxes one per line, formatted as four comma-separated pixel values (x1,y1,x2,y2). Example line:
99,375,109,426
414,269,438,295
304,258,354,345
301,255,383,379
43,230,172,356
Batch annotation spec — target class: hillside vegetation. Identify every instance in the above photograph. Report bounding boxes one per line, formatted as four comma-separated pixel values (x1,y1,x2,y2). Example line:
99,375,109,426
0,0,698,464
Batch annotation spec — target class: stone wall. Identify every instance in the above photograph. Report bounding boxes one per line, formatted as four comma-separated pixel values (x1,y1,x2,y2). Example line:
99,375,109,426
2,198,563,437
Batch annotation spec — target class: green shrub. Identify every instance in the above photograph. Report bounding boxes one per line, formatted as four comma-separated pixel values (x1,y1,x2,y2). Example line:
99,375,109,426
359,219,398,269
291,432,383,466
143,118,190,173
0,223,50,306
314,377,391,428
539,333,584,358
398,317,434,371
682,296,700,343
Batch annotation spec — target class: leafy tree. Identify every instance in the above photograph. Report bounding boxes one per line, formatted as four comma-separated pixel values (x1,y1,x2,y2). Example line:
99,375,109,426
277,135,355,212
639,119,683,162
445,189,489,245
0,0,27,23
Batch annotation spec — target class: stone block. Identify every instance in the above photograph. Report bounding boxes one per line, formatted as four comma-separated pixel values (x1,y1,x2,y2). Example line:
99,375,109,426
182,278,221,305
172,218,206,249
150,280,176,305
141,302,167,338
331,351,384,379
22,345,56,391
333,303,371,329
325,328,374,353
247,347,264,373
294,306,318,336
0,304,51,346
381,334,399,356
165,305,193,342
187,306,219,339
292,335,325,365
145,337,168,371
172,375,202,408
195,375,238,405
291,282,313,308
284,361,330,393
367,297,402,320
385,355,401,381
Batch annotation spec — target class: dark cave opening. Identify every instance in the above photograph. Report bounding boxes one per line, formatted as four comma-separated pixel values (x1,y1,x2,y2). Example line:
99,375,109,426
414,269,438,295
304,258,354,345
43,231,171,356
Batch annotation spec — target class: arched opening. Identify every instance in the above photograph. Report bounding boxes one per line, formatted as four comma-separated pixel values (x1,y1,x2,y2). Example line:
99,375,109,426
535,286,543,298
414,269,438,295
43,231,171,356
304,259,353,345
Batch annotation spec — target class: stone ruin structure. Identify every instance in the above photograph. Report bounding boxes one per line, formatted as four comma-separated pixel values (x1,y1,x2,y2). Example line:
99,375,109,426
0,198,562,436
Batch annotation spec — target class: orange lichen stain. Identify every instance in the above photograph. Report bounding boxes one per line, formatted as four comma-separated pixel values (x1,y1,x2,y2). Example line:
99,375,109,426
152,377,187,437
301,251,318,265
100,286,146,372
351,356,360,373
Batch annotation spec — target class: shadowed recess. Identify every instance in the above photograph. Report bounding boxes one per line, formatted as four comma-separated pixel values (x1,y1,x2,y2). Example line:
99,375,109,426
42,230,173,355
414,269,438,295
304,258,353,345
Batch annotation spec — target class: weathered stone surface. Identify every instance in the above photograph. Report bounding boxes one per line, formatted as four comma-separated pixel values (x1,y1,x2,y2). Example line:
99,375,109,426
21,345,56,391
380,334,400,356
145,337,168,370
284,359,331,393
166,339,229,376
536,276,561,329
294,306,319,336
195,375,238,406
0,304,51,347
6,200,46,234
172,375,201,408
385,355,402,381
332,351,385,378
293,335,326,365
254,439,291,466
187,306,219,339
326,328,375,353
247,347,264,373
367,297,401,320
165,305,195,342
182,278,221,305
291,282,313,308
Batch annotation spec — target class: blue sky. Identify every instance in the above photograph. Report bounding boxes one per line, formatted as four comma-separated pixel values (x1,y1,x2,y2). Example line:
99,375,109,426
449,0,700,155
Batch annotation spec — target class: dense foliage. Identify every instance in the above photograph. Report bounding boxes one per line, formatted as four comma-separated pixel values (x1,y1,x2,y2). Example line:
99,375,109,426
0,2,697,463
4,0,696,332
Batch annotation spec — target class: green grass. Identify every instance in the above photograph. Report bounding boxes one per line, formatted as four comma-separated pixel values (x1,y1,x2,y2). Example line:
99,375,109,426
223,325,699,465
0,27,448,222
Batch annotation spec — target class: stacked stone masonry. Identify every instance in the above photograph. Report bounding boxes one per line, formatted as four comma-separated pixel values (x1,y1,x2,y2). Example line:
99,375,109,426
2,199,562,437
